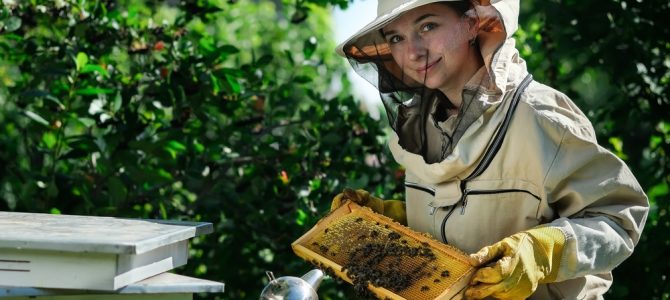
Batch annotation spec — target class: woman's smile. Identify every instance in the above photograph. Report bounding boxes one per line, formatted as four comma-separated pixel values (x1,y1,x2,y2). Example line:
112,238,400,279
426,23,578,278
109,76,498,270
416,57,442,75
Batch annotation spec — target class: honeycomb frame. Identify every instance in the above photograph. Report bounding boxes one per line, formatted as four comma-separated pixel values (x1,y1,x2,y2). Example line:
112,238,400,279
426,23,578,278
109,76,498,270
292,201,475,300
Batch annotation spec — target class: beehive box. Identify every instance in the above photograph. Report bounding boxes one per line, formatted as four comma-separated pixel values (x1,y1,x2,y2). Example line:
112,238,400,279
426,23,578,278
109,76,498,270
292,201,475,300
0,211,212,291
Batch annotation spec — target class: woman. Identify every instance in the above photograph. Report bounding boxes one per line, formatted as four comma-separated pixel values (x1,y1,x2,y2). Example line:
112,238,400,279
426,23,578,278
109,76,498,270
330,0,649,299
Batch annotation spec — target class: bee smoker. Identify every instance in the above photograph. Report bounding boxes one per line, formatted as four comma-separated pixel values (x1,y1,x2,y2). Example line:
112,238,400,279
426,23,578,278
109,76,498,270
259,269,324,300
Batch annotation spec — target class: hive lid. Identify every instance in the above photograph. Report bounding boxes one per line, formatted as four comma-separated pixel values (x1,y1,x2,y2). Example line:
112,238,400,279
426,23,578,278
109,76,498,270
292,201,475,300
0,211,212,255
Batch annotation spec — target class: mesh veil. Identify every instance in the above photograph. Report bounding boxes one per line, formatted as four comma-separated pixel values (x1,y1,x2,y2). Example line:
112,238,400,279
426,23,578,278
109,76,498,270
343,5,493,164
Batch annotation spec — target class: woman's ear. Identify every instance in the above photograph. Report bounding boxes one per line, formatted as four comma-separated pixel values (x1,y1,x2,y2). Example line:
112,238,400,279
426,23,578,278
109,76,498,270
464,8,480,40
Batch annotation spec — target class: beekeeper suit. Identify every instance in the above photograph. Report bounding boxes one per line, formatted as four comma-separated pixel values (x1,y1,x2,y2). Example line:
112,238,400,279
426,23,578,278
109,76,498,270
330,0,649,299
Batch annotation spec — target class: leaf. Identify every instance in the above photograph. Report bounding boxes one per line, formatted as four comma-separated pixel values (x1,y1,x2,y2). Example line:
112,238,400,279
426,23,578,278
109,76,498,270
293,76,312,83
295,208,307,226
20,89,50,98
75,52,88,71
224,74,241,94
290,7,308,24
303,36,317,59
45,95,66,110
76,117,96,127
220,68,244,78
112,92,122,113
166,140,187,152
76,87,115,95
284,50,295,66
199,37,215,53
164,140,187,159
219,72,241,95
25,110,50,126
159,202,168,220
309,178,321,190
659,121,670,134
42,132,58,149
165,147,178,159
67,136,100,153
255,54,273,67
608,136,628,160
126,166,171,185
647,182,668,206
218,44,239,55
1,33,22,41
210,73,220,95
193,141,205,153
158,168,173,180
20,90,66,110
80,64,110,78
4,16,21,32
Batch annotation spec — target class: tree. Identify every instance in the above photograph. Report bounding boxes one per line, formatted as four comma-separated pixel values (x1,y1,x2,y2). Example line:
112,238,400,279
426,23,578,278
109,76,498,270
518,1,669,297
0,0,400,298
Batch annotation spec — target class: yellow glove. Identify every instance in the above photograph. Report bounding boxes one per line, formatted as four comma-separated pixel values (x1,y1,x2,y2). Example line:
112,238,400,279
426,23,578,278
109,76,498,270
330,188,407,225
465,226,566,300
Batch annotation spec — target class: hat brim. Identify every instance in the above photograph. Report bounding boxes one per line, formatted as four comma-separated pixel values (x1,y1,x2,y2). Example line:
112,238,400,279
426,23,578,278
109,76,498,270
335,0,461,59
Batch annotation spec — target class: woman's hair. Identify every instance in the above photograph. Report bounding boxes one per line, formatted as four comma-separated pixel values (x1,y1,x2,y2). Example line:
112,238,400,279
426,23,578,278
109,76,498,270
379,1,475,39
442,1,474,17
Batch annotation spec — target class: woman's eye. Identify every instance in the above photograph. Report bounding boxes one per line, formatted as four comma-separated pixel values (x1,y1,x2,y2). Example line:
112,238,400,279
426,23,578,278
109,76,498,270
421,23,437,32
388,35,402,44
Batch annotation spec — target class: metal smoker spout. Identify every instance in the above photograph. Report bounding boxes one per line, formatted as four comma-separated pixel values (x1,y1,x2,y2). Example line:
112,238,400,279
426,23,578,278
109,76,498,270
259,269,324,300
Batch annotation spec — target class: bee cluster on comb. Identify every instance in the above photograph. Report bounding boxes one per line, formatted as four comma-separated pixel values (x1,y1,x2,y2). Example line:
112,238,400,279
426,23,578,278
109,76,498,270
292,201,475,300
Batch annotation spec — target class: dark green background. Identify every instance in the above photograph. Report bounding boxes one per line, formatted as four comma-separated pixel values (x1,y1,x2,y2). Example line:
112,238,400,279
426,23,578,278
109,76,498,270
0,0,667,299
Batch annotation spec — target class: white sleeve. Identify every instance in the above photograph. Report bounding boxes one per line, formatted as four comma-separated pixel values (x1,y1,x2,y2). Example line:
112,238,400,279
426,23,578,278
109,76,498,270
544,123,648,281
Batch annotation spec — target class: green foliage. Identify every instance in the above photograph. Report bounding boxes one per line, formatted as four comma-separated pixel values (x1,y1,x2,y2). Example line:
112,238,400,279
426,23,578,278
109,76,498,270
519,0,670,298
0,0,668,299
0,0,400,298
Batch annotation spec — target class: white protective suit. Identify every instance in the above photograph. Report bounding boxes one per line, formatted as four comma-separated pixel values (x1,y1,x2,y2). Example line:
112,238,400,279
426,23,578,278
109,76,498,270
384,1,649,299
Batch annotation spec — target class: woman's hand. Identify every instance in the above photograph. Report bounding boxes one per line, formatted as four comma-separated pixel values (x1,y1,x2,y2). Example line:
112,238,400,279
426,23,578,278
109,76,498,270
465,227,566,300
330,188,407,225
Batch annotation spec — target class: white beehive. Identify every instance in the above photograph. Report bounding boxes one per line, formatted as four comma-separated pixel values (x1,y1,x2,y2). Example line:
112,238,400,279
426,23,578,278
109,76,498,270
0,211,212,291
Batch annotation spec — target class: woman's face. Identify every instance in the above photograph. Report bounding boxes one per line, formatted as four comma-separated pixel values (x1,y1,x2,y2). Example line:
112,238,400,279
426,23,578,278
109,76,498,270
382,3,475,92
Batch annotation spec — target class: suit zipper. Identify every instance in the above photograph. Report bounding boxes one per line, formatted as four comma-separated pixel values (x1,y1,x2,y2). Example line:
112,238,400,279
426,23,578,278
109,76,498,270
440,180,468,243
405,181,436,197
437,74,534,244
460,189,470,215
440,205,458,243
459,188,541,215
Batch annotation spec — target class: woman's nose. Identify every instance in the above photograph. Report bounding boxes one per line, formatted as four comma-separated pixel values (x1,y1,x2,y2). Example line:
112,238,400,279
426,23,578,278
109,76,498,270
407,36,426,61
